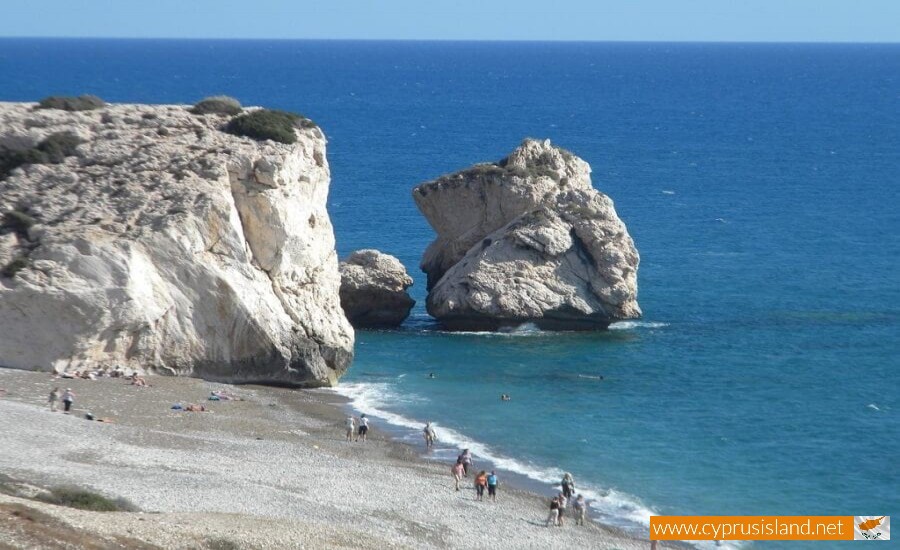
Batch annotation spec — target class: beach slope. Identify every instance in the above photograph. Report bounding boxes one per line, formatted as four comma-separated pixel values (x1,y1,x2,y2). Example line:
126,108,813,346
0,369,647,549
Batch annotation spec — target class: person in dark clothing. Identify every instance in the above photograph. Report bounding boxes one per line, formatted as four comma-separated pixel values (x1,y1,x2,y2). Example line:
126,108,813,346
61,388,75,413
546,497,560,527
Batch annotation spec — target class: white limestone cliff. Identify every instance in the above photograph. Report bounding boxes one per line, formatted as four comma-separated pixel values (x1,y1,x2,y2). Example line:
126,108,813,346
0,102,353,386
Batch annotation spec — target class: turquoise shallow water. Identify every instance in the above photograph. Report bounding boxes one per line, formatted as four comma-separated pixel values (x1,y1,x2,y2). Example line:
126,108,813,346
1,39,898,547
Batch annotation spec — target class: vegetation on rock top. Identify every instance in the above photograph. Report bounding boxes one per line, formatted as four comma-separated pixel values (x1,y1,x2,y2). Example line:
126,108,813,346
190,95,243,116
426,141,577,187
444,160,561,184
36,95,106,112
224,109,316,144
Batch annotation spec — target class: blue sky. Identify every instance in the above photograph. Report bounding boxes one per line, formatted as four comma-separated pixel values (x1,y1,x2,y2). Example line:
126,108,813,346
2,0,898,42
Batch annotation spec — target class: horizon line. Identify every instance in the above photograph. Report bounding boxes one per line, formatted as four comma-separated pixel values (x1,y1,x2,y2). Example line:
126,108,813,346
0,36,898,45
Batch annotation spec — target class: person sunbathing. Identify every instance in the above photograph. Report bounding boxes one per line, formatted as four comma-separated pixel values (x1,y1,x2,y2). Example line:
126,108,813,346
210,390,241,401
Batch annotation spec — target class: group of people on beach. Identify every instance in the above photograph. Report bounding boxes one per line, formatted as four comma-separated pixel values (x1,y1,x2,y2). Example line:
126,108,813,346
58,365,136,380
546,473,586,527
47,366,154,415
344,413,370,442
451,449,500,501
46,373,231,421
47,387,75,413
56,366,149,387
451,449,473,490
338,403,593,528
451,449,587,525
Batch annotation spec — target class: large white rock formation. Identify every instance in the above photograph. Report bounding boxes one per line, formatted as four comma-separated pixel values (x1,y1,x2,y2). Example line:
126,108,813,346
0,102,353,386
339,249,415,328
413,139,640,330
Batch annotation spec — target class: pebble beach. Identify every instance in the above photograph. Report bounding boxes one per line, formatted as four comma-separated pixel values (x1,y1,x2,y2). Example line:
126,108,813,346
0,368,650,549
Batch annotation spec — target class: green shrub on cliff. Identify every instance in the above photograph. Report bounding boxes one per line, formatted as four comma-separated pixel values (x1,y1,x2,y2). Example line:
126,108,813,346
445,161,560,183
0,148,43,180
457,164,506,179
37,486,137,512
36,95,105,112
191,95,243,116
0,257,28,279
0,132,82,180
0,210,39,278
224,109,316,144
1,210,36,235
35,132,83,162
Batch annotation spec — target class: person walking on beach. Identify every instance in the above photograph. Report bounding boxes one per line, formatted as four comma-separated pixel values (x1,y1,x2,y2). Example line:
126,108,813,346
61,388,75,413
458,449,473,476
561,472,575,499
557,492,568,526
451,461,465,491
474,471,488,501
423,422,436,448
487,470,499,501
356,413,370,442
573,494,586,525
344,415,356,442
48,387,60,412
546,496,560,527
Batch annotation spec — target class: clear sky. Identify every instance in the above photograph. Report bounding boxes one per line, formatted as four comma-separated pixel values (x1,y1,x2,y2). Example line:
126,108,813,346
2,0,898,42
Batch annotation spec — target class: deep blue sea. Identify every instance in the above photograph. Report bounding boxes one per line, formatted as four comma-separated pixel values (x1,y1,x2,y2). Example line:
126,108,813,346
1,39,898,547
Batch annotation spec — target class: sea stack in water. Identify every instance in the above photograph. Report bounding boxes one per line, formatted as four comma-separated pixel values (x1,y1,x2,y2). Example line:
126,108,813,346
413,138,640,331
0,100,353,386
339,249,415,328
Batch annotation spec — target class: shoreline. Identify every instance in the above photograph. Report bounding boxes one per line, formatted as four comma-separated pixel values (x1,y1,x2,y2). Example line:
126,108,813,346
317,390,649,540
326,383,658,535
0,368,654,549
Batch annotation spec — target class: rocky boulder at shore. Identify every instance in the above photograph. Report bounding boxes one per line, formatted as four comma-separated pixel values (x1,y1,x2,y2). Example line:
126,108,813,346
339,249,415,328
413,138,640,331
0,101,354,386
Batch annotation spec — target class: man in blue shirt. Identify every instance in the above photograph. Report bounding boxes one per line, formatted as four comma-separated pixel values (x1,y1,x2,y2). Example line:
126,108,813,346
487,470,499,501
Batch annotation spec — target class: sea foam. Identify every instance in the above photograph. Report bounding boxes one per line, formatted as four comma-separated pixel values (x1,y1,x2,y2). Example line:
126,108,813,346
608,321,670,330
